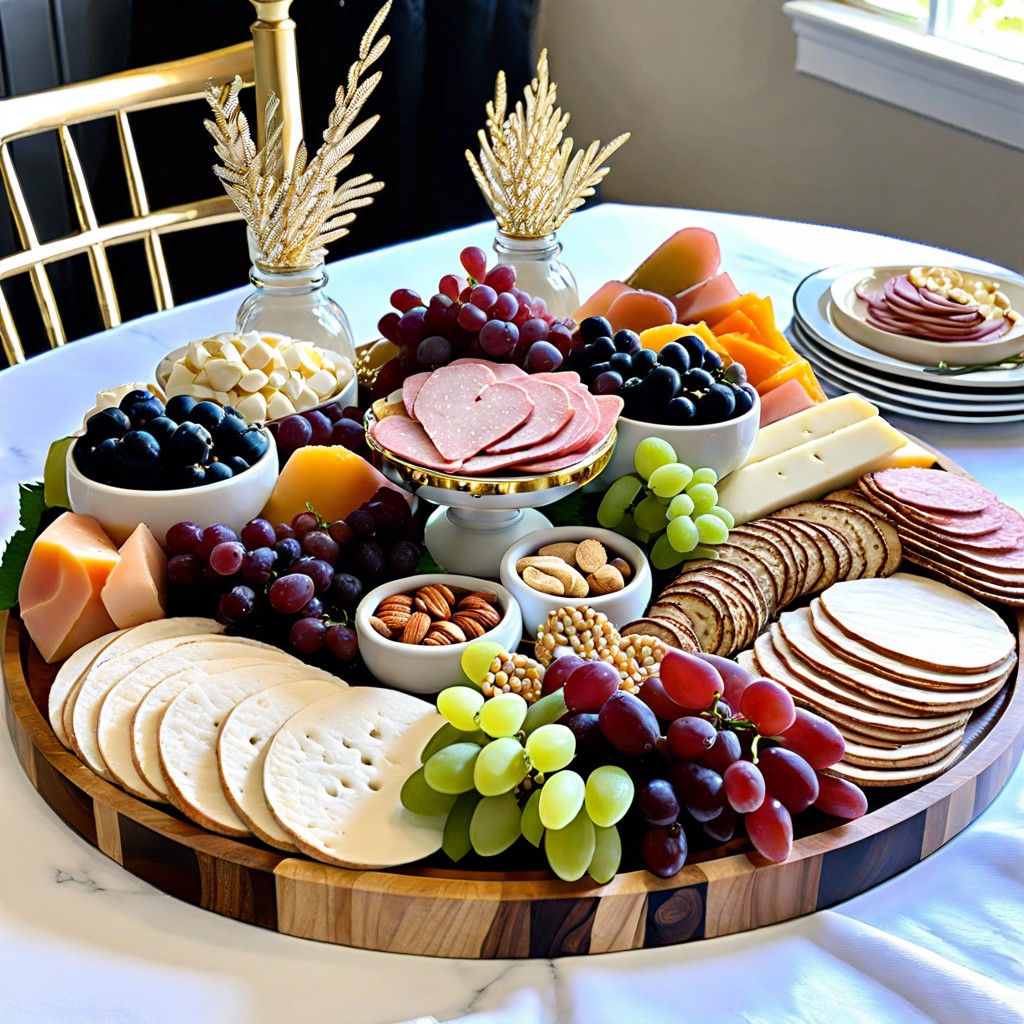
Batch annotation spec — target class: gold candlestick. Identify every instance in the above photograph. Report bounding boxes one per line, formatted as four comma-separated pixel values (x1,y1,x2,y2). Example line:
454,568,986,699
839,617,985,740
249,0,304,174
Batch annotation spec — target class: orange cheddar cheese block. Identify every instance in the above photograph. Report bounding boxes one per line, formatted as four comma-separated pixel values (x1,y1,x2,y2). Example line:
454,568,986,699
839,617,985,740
712,332,790,386
755,358,827,402
605,289,676,333
714,295,799,361
261,445,408,526
639,321,722,356
626,227,721,297
100,524,168,629
572,281,634,324
672,272,740,323
18,512,120,663
758,377,816,427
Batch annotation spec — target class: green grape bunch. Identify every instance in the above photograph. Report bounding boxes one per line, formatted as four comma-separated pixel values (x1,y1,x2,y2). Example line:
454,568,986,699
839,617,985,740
597,437,736,570
401,681,633,884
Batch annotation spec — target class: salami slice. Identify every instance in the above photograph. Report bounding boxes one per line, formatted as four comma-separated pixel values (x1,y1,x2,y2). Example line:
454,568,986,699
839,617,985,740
413,364,534,461
369,415,464,472
401,372,431,419
871,467,994,514
485,379,573,454
456,387,596,475
450,357,527,379
517,394,623,472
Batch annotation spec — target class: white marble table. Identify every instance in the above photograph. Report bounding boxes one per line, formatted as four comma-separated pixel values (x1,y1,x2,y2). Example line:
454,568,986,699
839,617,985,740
2,205,1023,1024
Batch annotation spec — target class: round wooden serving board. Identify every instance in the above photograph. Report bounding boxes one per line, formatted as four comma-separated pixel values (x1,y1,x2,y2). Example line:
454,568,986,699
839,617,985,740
3,608,1022,958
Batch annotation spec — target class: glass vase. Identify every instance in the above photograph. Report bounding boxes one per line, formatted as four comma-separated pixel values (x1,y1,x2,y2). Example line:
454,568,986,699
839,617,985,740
492,231,580,320
235,259,356,363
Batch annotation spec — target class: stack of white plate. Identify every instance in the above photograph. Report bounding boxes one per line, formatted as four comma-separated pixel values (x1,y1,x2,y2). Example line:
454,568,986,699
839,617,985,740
789,265,1024,424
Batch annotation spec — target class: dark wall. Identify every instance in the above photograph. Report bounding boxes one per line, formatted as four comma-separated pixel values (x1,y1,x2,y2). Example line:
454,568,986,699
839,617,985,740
0,0,537,352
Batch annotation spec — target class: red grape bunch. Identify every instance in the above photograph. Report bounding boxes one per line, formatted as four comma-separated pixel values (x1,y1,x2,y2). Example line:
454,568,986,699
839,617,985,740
164,487,422,665
372,246,577,398
536,648,867,877
269,403,371,465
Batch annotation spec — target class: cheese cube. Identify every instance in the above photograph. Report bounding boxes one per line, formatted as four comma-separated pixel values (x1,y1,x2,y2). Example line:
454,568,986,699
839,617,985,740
186,342,211,370
744,393,878,467
189,384,217,401
307,368,338,398
268,368,289,389
193,368,210,387
294,384,319,411
18,512,120,663
282,345,302,370
238,368,269,393
267,391,296,419
243,340,275,371
207,359,244,392
261,446,408,526
167,362,197,388
100,524,168,629
282,373,304,401
236,392,268,422
717,417,906,525
214,390,232,406
219,343,243,364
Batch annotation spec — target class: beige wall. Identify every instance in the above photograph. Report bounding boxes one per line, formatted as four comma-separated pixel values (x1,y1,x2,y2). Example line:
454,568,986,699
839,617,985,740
536,0,1024,272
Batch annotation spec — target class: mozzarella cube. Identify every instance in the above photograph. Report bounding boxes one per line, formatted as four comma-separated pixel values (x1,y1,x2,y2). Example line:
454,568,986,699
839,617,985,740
236,392,268,422
267,391,296,419
167,362,197,388
185,342,211,370
282,373,304,401
268,368,289,389
307,368,337,398
282,345,302,370
243,340,275,371
238,368,269,393
206,359,244,392
294,385,319,411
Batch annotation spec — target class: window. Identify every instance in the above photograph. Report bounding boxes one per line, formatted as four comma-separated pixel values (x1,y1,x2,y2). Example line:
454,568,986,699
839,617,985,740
784,0,1024,149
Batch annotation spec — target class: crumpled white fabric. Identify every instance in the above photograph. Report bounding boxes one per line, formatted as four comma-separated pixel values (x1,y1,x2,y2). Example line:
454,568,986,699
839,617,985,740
400,755,1024,1024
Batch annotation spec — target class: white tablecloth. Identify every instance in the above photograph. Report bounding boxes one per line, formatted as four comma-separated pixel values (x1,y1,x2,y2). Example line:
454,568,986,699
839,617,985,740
1,204,1022,1024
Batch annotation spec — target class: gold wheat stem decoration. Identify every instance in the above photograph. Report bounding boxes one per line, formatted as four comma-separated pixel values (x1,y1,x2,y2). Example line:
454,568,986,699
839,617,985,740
204,1,391,270
466,49,629,238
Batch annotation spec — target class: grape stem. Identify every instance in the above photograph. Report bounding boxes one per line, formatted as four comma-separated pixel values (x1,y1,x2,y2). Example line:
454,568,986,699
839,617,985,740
304,501,329,529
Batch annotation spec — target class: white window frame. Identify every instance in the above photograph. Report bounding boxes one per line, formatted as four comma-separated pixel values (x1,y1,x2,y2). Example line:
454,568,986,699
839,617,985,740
784,0,1024,150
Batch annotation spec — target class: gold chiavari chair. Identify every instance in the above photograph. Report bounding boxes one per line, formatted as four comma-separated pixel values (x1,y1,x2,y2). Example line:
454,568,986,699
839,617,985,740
0,42,254,366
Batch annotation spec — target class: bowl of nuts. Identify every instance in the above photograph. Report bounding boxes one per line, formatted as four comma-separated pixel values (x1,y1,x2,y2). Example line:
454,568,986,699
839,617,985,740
354,573,523,694
499,527,651,639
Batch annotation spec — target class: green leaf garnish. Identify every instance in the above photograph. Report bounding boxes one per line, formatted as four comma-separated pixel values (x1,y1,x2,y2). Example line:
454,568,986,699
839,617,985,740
0,482,46,610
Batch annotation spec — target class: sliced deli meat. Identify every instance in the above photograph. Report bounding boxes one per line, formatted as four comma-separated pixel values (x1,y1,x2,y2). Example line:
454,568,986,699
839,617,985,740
871,466,994,514
485,378,574,454
413,363,534,461
370,415,465,472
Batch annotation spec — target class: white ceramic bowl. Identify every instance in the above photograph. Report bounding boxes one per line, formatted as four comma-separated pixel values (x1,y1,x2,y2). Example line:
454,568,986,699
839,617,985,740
600,389,759,484
66,428,278,545
355,574,523,695
830,265,1024,367
155,341,358,424
499,526,652,639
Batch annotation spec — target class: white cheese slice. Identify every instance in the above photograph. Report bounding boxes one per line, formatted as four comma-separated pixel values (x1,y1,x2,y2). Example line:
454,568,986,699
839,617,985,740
744,393,880,467
717,416,906,525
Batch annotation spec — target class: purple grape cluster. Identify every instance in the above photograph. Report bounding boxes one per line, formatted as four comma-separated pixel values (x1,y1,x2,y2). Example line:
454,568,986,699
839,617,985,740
164,487,422,664
371,246,575,399
268,403,370,465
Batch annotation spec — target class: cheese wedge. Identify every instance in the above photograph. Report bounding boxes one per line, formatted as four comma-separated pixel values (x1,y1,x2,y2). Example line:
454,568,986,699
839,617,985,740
744,393,879,467
260,444,407,526
877,438,938,470
19,512,120,663
101,524,168,629
718,417,906,525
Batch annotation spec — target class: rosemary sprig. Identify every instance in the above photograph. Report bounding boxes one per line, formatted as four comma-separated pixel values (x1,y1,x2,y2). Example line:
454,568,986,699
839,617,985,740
924,355,1024,376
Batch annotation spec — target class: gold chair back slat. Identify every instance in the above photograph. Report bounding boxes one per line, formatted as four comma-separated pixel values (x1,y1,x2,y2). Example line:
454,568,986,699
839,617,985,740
0,144,66,355
116,110,173,311
0,279,22,364
0,41,254,366
58,125,121,329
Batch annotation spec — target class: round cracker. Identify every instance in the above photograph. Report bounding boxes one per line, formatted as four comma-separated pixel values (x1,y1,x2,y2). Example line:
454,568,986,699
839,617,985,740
159,663,340,836
264,688,445,869
217,679,342,851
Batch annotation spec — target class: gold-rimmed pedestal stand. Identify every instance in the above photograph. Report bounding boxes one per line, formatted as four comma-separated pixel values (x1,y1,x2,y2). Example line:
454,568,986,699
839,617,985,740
365,413,616,577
